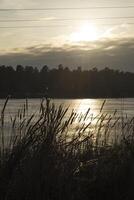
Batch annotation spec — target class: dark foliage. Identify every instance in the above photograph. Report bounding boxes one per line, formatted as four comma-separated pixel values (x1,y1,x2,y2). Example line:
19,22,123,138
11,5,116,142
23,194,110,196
1,99,134,199
0,65,134,98
1,99,134,200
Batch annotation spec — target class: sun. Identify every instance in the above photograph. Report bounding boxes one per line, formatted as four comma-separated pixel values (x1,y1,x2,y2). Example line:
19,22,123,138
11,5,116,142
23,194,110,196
70,22,100,42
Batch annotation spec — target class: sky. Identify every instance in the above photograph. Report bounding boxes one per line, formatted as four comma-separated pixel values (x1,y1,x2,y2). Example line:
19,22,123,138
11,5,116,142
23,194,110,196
0,0,134,71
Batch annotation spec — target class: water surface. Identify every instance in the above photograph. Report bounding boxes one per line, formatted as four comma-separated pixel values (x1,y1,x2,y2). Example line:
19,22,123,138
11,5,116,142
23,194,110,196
1,98,134,146
0,98,134,117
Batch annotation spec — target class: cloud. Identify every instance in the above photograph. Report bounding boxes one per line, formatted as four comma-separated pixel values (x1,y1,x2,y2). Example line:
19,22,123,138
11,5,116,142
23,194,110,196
0,37,134,72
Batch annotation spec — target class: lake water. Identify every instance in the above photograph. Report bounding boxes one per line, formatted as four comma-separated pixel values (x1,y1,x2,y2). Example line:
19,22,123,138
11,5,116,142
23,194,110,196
1,98,134,146
0,98,134,118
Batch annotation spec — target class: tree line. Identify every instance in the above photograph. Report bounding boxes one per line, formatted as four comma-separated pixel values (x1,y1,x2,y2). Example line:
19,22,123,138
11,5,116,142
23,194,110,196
0,64,134,98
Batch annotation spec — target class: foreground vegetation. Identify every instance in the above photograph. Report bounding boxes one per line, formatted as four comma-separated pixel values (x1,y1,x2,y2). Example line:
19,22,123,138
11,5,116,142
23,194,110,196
0,98,134,200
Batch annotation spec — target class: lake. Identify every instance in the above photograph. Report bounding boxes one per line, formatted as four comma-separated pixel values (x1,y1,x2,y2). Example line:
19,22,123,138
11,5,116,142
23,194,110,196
1,98,134,146
0,98,134,118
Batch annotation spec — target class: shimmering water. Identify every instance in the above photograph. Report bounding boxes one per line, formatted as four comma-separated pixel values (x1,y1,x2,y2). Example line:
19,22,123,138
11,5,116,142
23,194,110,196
0,98,134,118
1,98,134,146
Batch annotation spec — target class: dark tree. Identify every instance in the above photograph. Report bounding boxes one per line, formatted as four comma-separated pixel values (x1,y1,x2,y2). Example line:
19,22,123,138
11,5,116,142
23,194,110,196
0,65,133,98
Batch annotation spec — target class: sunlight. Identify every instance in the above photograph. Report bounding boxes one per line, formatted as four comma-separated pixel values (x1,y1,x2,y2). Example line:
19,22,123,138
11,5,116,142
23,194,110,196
70,22,100,42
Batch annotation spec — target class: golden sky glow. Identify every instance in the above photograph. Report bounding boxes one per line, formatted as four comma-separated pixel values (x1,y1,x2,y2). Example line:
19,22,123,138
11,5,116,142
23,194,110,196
0,0,134,72
70,22,100,42
0,0,134,50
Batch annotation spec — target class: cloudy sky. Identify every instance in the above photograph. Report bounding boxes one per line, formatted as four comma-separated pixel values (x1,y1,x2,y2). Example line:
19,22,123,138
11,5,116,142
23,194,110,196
0,0,134,71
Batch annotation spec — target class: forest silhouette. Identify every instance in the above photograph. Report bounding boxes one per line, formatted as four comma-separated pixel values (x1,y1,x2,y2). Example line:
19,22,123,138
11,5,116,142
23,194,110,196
0,64,134,98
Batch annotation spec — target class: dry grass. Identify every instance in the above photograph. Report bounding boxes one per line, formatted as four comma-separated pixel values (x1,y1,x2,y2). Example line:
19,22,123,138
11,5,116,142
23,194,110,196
0,98,134,200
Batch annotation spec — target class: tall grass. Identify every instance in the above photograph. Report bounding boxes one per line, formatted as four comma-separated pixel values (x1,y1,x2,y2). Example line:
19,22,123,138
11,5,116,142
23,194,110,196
0,98,134,200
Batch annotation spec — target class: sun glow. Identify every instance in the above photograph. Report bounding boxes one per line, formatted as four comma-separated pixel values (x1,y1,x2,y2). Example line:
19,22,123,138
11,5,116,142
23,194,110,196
70,22,100,42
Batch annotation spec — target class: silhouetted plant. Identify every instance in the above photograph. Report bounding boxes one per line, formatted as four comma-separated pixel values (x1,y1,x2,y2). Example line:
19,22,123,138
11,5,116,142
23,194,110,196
0,99,134,199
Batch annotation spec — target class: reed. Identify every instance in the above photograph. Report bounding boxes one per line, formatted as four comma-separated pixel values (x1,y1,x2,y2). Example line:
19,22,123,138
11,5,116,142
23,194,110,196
0,98,134,200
